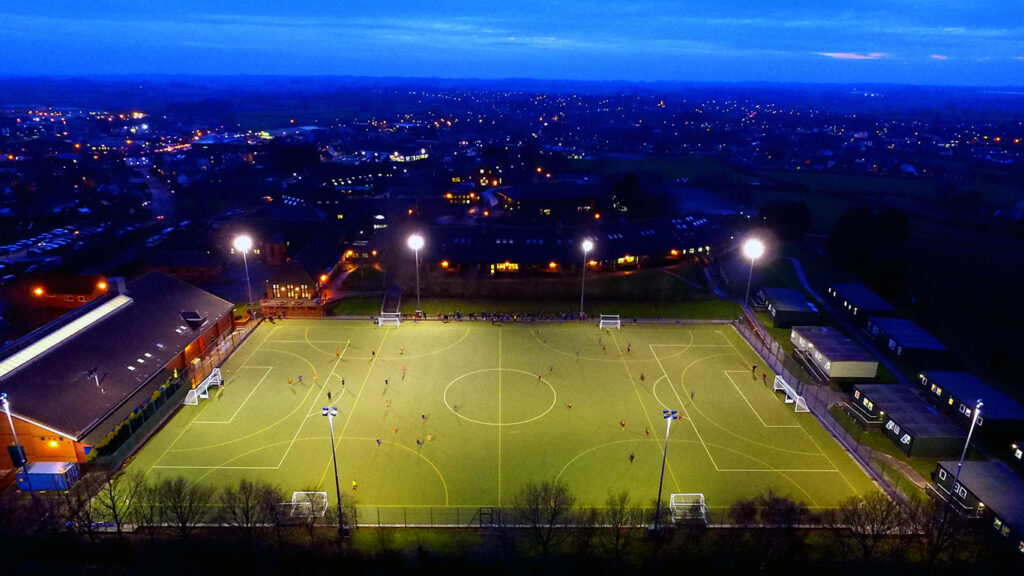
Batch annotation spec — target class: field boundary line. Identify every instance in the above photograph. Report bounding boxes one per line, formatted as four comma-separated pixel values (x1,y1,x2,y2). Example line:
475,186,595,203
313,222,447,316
722,371,801,429
650,346,722,470
276,342,350,467
195,366,273,424
317,329,391,491
609,331,681,493
497,328,503,507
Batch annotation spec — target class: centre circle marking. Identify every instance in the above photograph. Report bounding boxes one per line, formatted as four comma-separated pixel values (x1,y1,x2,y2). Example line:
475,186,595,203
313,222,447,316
443,368,557,426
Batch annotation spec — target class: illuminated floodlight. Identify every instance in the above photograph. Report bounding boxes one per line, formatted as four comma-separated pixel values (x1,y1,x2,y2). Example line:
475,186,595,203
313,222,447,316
233,234,253,253
743,238,765,260
407,234,424,251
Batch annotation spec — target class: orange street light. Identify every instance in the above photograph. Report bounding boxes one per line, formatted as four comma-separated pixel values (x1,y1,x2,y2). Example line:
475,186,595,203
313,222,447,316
33,287,44,296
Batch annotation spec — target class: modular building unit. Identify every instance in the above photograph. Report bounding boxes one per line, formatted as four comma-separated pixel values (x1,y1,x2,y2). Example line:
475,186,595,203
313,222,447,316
826,282,895,328
919,371,1024,449
16,461,80,492
791,325,878,381
759,287,819,328
852,384,965,457
866,316,947,365
933,460,1024,554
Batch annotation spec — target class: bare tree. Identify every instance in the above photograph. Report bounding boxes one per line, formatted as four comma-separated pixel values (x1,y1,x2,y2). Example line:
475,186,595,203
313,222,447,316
130,478,164,544
755,490,808,570
601,491,641,561
907,493,970,566
512,478,577,556
60,475,103,544
220,478,282,545
161,476,217,541
570,506,600,557
823,493,905,566
93,469,143,541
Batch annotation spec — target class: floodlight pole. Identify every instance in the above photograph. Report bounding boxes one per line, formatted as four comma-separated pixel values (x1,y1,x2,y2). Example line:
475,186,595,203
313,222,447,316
414,246,421,313
1,393,34,497
322,406,347,538
951,399,983,503
240,248,254,317
744,254,756,307
654,409,677,533
579,244,590,319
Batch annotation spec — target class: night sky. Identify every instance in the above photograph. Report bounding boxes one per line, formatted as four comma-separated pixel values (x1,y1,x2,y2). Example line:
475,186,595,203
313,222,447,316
2,1,1022,86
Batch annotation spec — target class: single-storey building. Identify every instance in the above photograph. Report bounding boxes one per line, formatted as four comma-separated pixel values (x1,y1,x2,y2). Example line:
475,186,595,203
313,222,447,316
866,316,947,365
826,282,895,328
757,287,819,328
791,325,878,382
851,384,965,457
932,460,1024,555
0,272,234,469
919,371,1024,449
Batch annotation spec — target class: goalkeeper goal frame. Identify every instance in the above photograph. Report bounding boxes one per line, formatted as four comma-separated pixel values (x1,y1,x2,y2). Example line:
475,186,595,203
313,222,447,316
669,493,708,524
183,368,223,406
599,314,621,330
773,375,810,412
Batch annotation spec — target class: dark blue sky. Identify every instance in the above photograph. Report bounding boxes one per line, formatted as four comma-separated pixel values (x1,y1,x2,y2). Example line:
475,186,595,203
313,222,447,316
3,1,1022,86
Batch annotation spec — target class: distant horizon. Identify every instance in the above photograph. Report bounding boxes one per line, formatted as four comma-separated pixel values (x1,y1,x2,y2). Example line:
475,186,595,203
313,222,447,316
1,73,1022,92
2,2,1021,87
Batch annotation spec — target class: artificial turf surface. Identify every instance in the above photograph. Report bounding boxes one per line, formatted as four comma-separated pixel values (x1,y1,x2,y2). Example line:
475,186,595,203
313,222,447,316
127,319,877,524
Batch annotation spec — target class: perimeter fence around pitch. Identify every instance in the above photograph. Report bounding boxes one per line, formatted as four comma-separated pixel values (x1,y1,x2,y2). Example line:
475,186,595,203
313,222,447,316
733,312,920,507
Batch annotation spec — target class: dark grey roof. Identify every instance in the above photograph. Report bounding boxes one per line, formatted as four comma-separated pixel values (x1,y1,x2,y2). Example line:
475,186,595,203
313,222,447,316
855,384,965,440
0,272,234,440
924,371,1024,421
868,317,946,351
761,287,818,314
937,460,1024,530
829,283,895,313
147,250,223,268
792,326,876,362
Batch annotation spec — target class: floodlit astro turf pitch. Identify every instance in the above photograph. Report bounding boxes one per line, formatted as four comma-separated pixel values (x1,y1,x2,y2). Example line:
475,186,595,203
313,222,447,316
127,319,877,523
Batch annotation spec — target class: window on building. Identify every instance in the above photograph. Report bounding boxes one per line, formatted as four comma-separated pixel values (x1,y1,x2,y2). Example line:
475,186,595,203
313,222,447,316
900,434,911,445
78,296,87,302
957,486,967,498
948,397,954,406
65,295,74,301
854,390,861,399
931,384,942,396
938,469,947,481
1014,448,1022,460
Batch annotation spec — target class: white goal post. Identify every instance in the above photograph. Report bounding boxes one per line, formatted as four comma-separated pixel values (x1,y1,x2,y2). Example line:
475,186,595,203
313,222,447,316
183,368,223,406
377,312,401,327
773,375,810,413
288,491,329,518
599,314,621,330
670,493,708,524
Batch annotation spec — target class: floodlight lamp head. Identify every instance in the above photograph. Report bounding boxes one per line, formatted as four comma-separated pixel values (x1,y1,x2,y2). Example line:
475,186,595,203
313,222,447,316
331,407,338,416
582,239,594,252
322,407,330,416
743,238,765,260
976,399,983,410
233,234,253,253
407,234,424,251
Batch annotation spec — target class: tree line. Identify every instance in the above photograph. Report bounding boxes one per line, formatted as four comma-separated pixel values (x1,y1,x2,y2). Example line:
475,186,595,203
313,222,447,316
0,473,1019,574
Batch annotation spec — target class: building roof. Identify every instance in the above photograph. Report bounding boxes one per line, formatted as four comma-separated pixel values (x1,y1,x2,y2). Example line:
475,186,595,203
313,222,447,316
266,261,315,288
147,250,223,269
17,273,105,296
937,460,1024,529
868,317,946,351
792,325,876,362
0,272,234,441
855,384,965,440
830,283,896,313
924,371,1024,421
761,287,819,314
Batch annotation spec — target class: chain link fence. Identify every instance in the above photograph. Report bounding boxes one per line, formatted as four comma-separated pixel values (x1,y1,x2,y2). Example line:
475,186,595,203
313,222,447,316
734,313,920,507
